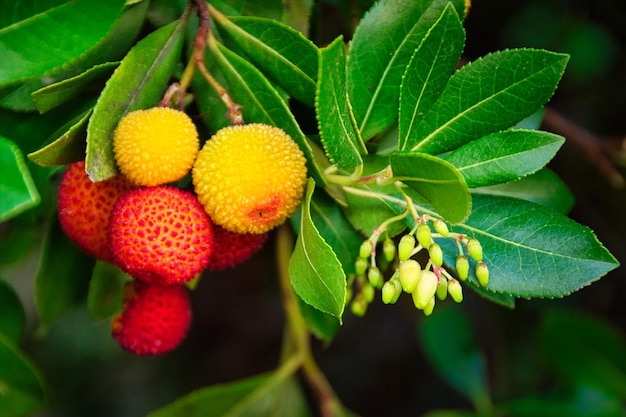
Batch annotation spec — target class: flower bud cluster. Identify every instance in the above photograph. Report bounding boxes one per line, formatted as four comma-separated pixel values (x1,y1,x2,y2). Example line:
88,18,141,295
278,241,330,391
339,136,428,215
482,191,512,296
348,216,490,317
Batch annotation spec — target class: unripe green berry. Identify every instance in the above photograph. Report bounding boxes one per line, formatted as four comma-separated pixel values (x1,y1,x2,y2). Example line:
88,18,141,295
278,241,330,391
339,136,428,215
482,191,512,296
413,270,438,310
368,266,383,289
416,223,432,249
428,243,443,267
467,238,483,262
355,257,368,275
382,238,396,262
362,284,375,303
436,275,448,300
448,278,463,303
456,255,469,281
476,261,489,286
359,240,373,259
382,281,397,304
433,219,449,237
398,235,415,261
399,259,421,293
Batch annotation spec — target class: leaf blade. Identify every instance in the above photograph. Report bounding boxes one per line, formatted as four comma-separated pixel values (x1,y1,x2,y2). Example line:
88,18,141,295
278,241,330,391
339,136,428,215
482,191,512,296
0,136,41,221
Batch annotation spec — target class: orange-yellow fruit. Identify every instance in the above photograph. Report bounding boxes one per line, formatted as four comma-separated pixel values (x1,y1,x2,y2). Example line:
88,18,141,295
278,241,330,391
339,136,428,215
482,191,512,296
208,224,269,271
57,161,134,262
113,107,199,186
108,186,214,285
192,123,307,234
111,281,191,355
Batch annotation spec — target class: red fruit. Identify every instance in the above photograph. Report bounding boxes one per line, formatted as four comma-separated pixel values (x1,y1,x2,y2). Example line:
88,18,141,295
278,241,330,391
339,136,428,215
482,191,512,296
208,225,269,271
108,186,214,284
57,161,134,262
111,281,191,355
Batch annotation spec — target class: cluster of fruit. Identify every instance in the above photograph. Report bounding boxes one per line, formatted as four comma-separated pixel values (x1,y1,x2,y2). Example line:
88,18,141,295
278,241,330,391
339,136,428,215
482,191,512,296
57,107,308,355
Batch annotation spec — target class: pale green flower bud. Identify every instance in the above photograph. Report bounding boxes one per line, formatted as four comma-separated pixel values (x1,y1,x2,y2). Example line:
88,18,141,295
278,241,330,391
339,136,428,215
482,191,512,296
476,261,489,286
436,275,448,300
350,296,368,316
382,238,396,262
359,240,373,259
368,266,383,288
399,259,421,293
433,219,449,237
416,223,432,249
398,235,415,261
448,278,463,303
467,238,483,262
456,255,469,281
362,283,375,303
428,243,443,267
382,281,397,304
422,296,436,316
413,270,438,310
355,257,368,275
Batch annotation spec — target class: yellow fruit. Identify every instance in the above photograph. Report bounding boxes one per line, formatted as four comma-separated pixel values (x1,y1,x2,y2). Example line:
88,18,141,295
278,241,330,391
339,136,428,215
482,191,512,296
113,107,199,186
192,123,307,234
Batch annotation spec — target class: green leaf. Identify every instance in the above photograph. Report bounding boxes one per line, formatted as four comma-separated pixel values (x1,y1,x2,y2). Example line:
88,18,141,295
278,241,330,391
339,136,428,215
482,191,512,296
296,296,340,342
146,364,310,417
399,3,465,151
289,179,346,319
423,411,482,417
0,334,47,417
27,108,92,167
0,0,127,88
346,0,466,140
0,280,26,344
0,136,41,221
407,49,569,153
471,168,574,214
420,306,491,410
541,309,626,397
444,130,565,188
86,18,186,181
501,385,623,417
208,40,325,185
316,36,366,172
212,9,319,105
440,194,619,298
390,151,470,223
35,219,94,328
31,62,118,114
87,262,129,322
0,1,67,28
309,188,364,275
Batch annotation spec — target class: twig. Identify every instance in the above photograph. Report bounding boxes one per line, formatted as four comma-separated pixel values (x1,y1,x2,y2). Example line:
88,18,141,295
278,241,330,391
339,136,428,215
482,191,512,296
542,106,624,189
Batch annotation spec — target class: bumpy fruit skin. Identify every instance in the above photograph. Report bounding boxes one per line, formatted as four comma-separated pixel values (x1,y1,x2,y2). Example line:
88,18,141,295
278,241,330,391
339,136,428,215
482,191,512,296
113,107,199,186
192,123,307,234
207,224,268,271
111,281,191,355
57,161,134,262
108,186,214,284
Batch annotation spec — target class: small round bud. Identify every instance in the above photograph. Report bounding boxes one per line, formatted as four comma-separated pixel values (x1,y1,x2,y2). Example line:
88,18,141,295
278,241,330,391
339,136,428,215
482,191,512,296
362,284,375,303
433,219,449,237
428,243,443,267
368,266,383,288
382,238,396,262
398,235,415,261
382,281,397,304
436,275,448,300
476,261,489,286
359,240,373,259
391,278,403,304
422,296,436,316
448,279,463,303
355,257,368,276
467,238,483,262
399,259,421,293
350,296,368,316
416,223,432,249
413,270,438,310
456,255,469,281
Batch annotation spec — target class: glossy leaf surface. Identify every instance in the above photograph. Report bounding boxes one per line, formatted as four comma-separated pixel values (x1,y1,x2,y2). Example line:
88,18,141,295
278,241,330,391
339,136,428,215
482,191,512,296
0,136,40,221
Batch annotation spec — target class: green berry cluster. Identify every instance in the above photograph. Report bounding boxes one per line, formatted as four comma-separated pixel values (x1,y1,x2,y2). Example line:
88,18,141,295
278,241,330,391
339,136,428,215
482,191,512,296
348,215,489,317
